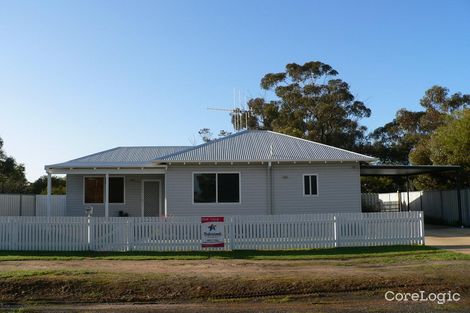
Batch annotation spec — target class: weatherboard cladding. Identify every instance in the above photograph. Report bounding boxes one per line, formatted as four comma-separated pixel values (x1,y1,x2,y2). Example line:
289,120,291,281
156,130,375,163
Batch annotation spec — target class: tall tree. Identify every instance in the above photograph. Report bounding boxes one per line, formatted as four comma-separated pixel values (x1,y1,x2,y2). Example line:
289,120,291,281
0,136,28,193
409,86,470,166
235,61,371,150
366,86,470,190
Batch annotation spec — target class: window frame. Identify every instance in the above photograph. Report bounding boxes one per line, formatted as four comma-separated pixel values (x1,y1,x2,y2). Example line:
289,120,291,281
83,175,126,205
192,171,241,205
302,174,319,197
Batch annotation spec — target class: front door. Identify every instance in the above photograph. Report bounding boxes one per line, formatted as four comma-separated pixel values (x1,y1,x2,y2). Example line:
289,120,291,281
142,180,161,217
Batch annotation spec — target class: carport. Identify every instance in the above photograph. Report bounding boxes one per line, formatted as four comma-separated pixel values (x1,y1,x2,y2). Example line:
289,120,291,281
360,164,464,227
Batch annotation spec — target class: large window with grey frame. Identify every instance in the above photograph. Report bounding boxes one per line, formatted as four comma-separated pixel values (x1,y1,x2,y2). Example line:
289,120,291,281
84,177,125,204
193,173,240,203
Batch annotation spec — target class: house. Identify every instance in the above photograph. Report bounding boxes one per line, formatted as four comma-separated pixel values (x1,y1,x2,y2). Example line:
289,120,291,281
45,130,376,217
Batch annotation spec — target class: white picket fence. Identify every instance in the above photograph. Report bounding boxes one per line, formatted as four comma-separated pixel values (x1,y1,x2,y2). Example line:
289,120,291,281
0,212,424,251
0,194,66,216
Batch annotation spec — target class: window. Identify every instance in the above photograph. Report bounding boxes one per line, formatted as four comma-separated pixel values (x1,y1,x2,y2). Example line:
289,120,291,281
109,177,124,203
193,173,216,203
84,177,104,203
303,174,318,196
84,176,125,204
218,173,240,203
193,173,240,203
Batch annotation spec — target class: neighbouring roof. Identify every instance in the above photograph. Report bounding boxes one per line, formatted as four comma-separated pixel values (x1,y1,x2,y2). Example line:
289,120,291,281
360,164,461,176
46,130,376,170
155,130,376,163
46,146,189,168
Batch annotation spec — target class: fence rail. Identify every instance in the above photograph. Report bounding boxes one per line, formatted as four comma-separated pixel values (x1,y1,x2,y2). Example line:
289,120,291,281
0,212,424,251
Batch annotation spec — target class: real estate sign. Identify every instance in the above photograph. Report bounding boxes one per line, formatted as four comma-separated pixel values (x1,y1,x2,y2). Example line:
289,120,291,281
201,216,224,248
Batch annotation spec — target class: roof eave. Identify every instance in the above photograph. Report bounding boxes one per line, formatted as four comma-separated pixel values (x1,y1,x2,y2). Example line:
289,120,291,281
45,162,164,170
154,158,375,164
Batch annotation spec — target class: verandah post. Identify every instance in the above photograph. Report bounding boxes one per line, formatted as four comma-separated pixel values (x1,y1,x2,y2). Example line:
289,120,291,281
105,173,109,218
46,172,52,217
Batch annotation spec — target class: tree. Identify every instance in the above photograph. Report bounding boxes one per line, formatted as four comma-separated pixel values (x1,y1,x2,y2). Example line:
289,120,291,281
409,86,470,165
428,109,470,186
366,86,470,190
238,61,371,150
365,110,424,164
367,86,469,167
198,128,232,143
0,136,28,193
29,175,67,195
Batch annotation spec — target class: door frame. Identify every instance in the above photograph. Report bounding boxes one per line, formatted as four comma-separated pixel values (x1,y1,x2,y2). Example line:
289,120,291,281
141,179,163,217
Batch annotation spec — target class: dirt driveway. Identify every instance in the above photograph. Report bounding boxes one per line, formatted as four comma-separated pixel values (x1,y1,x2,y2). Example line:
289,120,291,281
425,224,470,254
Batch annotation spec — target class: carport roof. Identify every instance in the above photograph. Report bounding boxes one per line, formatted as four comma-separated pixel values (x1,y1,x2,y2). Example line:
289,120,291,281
360,164,461,176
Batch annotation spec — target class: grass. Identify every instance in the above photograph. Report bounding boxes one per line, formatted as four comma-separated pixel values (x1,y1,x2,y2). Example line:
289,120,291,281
0,245,468,262
0,269,98,279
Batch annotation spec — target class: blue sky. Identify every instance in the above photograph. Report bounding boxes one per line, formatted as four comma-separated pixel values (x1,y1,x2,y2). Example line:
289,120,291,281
0,0,469,181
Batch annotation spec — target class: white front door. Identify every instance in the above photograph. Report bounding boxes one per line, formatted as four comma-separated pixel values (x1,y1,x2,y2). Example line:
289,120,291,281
142,180,161,217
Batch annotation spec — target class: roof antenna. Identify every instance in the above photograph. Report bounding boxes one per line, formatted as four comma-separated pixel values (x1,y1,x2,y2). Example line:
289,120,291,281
207,88,252,131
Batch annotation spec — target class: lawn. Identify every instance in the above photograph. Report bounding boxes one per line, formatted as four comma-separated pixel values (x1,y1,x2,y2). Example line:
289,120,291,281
0,245,468,262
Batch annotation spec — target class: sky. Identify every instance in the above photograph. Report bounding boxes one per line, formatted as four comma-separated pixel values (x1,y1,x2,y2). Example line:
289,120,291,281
0,0,469,181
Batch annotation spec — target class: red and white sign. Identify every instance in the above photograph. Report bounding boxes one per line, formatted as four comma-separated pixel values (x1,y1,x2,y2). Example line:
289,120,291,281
201,216,224,248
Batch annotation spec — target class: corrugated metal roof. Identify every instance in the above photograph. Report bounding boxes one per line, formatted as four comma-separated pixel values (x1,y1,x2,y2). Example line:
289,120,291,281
47,146,189,168
46,131,376,169
156,130,376,163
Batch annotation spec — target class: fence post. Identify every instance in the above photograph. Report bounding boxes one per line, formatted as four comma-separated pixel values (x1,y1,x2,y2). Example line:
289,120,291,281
228,217,234,251
87,216,92,251
127,218,134,252
333,215,339,248
419,211,425,245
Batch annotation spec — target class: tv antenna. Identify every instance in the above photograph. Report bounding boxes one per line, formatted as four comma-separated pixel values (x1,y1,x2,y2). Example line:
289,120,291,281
207,107,251,131
207,88,252,131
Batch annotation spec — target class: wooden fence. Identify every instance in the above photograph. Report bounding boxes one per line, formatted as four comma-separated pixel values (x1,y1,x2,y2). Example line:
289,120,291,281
0,212,424,251
0,194,66,216
362,188,470,226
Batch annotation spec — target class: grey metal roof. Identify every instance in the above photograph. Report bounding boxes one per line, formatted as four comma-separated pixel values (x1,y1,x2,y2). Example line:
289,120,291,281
156,130,376,163
47,146,189,168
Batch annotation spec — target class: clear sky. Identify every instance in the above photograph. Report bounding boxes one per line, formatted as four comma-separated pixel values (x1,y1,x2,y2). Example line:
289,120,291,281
0,0,469,181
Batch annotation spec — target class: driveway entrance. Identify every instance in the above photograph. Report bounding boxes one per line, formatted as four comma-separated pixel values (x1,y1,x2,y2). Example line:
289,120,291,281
425,224,470,254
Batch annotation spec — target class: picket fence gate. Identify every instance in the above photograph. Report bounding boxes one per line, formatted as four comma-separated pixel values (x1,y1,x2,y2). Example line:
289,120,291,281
0,211,424,251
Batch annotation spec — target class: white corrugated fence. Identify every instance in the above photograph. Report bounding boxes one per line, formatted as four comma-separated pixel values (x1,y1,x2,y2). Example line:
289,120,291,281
362,188,470,226
0,212,424,251
0,194,66,216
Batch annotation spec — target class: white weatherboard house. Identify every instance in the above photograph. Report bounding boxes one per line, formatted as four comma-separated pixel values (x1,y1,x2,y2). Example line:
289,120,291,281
45,130,376,217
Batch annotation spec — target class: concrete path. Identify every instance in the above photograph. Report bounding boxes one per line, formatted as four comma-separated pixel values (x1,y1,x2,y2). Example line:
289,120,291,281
425,224,470,254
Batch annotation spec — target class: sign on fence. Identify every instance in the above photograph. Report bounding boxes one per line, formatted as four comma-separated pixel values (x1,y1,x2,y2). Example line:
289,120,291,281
201,216,225,248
